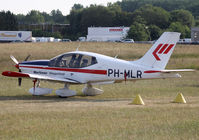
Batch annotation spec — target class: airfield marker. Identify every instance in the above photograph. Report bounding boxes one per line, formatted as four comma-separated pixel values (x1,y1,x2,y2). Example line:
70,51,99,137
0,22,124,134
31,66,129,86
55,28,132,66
173,93,186,104
131,94,145,105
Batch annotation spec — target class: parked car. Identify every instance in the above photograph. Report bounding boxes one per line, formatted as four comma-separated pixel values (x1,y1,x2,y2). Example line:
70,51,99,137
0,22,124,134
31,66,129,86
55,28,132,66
121,39,134,43
115,40,122,43
78,37,86,42
62,39,71,42
11,40,24,43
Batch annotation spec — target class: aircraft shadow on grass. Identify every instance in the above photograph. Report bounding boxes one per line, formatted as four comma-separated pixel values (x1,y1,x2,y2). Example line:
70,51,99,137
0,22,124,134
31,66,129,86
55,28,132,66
177,84,199,88
0,95,129,103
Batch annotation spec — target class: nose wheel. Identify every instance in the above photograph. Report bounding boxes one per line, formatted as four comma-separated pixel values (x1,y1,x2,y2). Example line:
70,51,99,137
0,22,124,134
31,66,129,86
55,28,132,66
29,79,52,95
33,79,40,92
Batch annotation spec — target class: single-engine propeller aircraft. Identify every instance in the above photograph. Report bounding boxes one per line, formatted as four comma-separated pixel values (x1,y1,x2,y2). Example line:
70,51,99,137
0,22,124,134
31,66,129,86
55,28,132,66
2,32,194,97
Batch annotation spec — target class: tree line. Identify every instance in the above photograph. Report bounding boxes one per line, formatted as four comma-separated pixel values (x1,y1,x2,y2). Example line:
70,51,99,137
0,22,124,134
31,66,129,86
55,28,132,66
0,11,18,31
0,0,199,40
66,3,197,40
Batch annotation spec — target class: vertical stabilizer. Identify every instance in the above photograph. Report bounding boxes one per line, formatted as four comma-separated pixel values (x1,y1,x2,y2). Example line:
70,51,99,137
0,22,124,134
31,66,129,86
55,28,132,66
134,32,180,69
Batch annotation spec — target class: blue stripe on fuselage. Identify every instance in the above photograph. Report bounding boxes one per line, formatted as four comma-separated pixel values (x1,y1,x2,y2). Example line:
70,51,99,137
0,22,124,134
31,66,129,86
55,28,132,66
20,60,49,66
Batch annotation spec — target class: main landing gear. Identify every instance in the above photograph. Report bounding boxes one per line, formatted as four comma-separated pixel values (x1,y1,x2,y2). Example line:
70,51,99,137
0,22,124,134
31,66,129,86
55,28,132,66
82,83,103,96
28,80,103,97
55,83,76,98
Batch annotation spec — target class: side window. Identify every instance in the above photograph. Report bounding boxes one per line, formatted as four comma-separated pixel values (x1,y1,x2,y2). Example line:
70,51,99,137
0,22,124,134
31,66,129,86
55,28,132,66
49,54,97,68
91,57,97,65
72,54,83,68
80,56,97,68
57,54,73,68
49,54,73,68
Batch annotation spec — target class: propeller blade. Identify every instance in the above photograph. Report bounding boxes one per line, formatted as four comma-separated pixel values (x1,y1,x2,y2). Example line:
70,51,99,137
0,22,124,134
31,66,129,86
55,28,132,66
18,78,22,86
10,55,19,64
18,69,22,86
24,55,31,61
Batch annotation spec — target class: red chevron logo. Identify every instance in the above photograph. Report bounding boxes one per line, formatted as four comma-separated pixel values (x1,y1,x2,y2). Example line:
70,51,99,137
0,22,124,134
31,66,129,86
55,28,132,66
152,44,174,61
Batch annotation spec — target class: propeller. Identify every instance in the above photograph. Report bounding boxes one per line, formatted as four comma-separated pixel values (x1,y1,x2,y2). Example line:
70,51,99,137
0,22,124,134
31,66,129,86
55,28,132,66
10,55,19,64
18,74,22,86
10,55,31,86
24,55,31,61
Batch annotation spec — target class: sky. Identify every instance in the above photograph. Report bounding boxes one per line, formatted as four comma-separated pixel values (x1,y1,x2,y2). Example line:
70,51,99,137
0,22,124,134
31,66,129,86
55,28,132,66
1,0,121,15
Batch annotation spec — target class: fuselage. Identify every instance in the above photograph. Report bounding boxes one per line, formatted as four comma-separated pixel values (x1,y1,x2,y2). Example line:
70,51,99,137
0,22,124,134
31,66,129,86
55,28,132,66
18,51,176,84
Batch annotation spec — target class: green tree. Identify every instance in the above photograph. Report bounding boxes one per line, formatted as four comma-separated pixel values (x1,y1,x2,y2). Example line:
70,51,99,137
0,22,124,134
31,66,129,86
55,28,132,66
188,3,199,17
117,0,199,16
132,15,146,25
0,11,18,30
167,22,190,38
148,25,162,40
68,9,83,38
25,10,45,24
107,3,134,26
72,4,84,11
41,12,53,23
133,5,170,29
79,6,115,35
112,11,134,26
127,22,149,41
170,9,194,28
184,25,191,38
195,18,199,26
51,9,65,23
16,14,26,24
32,30,62,38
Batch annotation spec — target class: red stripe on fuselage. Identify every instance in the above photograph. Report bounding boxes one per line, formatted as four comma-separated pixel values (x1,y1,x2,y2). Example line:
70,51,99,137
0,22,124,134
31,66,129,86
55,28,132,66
20,65,107,75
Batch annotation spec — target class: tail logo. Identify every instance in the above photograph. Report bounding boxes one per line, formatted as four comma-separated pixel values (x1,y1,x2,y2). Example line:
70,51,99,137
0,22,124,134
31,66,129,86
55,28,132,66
152,44,174,61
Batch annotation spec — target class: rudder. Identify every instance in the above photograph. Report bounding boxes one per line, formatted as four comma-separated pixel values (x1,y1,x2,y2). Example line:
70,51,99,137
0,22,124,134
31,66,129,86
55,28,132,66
134,32,180,69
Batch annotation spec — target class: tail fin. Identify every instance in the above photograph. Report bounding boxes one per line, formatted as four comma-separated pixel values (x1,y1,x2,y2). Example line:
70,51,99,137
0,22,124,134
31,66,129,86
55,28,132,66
135,32,180,69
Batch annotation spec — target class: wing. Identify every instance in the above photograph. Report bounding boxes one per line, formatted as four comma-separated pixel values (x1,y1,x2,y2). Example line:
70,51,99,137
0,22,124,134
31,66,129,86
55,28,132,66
2,71,80,84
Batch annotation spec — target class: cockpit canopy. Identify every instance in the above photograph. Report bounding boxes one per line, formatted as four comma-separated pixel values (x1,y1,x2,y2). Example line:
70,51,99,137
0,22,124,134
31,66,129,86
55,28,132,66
49,53,97,68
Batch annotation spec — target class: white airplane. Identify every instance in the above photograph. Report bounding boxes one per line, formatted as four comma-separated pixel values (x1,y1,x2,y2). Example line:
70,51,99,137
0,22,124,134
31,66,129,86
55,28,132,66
2,32,194,97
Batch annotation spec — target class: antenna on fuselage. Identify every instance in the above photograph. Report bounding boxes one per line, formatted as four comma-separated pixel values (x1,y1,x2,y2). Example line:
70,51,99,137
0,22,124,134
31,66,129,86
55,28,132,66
114,47,120,59
76,42,81,51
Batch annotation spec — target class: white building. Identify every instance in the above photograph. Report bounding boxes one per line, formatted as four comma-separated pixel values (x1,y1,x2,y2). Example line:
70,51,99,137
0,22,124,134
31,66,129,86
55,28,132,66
35,37,54,42
191,27,199,42
86,27,130,42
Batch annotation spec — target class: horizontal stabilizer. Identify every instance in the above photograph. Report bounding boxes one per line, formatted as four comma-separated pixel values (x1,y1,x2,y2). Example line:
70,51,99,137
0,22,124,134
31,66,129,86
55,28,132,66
144,69,195,73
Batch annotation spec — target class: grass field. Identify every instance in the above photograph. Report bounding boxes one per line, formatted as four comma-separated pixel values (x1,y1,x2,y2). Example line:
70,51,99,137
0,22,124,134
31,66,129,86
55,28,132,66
0,42,199,140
